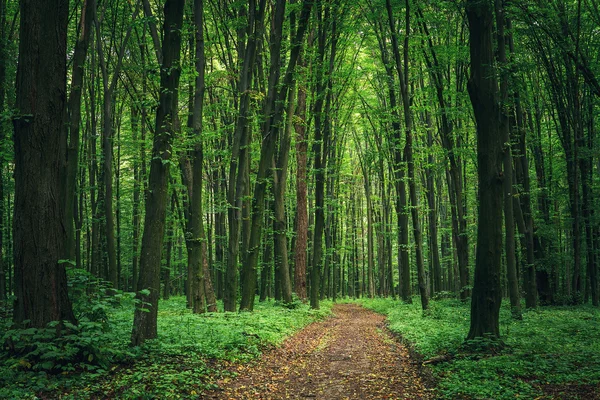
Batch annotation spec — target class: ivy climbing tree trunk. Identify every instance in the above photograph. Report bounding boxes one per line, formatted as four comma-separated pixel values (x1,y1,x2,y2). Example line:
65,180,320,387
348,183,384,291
131,0,185,346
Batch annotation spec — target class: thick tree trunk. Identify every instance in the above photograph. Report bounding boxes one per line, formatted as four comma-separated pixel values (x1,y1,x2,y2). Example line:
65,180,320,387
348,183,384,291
466,0,504,340
12,0,76,327
131,0,184,346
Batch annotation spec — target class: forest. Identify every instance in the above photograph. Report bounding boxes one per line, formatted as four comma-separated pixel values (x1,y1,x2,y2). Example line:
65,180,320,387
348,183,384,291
1,0,600,398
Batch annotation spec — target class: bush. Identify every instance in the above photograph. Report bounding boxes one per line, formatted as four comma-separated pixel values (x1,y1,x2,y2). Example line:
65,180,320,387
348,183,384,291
358,297,600,399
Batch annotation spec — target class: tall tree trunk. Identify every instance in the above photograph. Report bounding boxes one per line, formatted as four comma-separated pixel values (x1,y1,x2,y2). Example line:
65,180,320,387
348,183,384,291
224,0,266,312
293,56,309,301
95,3,138,288
239,0,311,311
581,93,598,306
131,105,141,292
0,0,6,301
310,0,336,310
385,0,428,309
495,0,522,319
272,87,296,305
466,0,504,340
164,193,175,300
188,0,213,314
12,0,76,327
416,5,469,300
424,112,442,295
131,0,184,346
65,0,95,266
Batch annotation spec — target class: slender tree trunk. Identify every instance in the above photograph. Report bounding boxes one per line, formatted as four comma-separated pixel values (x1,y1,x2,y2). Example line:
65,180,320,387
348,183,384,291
272,87,296,304
12,0,76,327
239,0,311,311
131,0,185,346
131,106,141,292
310,0,336,310
416,5,469,300
95,3,138,288
224,0,266,312
0,0,6,301
385,0,428,309
65,0,95,267
424,113,442,294
293,57,309,301
164,193,175,300
188,0,213,314
495,0,522,319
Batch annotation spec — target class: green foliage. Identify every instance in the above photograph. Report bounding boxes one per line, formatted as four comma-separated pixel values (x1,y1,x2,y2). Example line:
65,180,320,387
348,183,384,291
358,297,600,399
0,295,331,399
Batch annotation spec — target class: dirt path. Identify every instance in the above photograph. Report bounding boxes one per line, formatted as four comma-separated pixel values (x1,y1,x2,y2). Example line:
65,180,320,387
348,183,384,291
205,303,434,399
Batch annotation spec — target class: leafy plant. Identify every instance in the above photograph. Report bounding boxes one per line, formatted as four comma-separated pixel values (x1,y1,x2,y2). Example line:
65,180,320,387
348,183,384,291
358,297,600,399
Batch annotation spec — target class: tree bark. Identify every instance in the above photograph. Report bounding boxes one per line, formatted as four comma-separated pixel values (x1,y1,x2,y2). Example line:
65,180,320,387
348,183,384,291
224,0,266,312
272,87,296,305
131,0,185,346
385,0,428,309
0,0,6,301
64,0,95,267
239,0,312,311
12,0,76,327
495,0,522,319
293,56,309,301
466,0,504,340
416,5,469,300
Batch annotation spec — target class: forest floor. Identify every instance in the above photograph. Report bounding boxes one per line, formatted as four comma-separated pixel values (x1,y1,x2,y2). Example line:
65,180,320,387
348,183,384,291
204,303,435,399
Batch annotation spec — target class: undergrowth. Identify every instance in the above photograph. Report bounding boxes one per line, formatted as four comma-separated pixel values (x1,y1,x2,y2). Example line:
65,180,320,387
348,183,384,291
358,297,600,399
0,269,331,399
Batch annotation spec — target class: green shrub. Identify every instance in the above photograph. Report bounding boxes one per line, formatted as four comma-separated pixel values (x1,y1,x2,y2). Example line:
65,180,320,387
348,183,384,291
358,297,600,399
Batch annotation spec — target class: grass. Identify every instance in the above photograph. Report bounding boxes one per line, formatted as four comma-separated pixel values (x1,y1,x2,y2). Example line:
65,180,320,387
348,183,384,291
1,294,332,399
358,297,600,399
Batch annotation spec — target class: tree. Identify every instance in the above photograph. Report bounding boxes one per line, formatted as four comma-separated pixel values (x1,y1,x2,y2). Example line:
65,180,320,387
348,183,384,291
64,0,95,268
466,0,504,340
293,52,309,302
239,0,312,311
495,0,521,319
224,0,267,312
12,0,76,327
131,0,185,346
385,0,428,310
